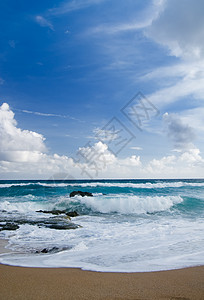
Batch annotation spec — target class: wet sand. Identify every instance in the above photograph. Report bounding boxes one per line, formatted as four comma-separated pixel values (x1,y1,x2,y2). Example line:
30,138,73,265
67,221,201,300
0,239,204,299
0,264,204,300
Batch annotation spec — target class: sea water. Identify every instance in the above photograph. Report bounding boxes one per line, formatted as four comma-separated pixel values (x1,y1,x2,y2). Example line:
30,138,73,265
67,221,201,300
0,179,203,272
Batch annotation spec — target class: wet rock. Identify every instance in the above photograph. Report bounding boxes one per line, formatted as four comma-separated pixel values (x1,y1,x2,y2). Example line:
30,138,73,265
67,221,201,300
66,211,79,217
36,210,79,217
0,217,81,231
41,248,49,253
0,223,19,231
36,209,66,215
36,246,71,254
70,191,93,197
46,222,80,230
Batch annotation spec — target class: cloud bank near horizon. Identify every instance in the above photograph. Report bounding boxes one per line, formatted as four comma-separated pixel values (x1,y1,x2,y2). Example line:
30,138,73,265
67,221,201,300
0,103,203,179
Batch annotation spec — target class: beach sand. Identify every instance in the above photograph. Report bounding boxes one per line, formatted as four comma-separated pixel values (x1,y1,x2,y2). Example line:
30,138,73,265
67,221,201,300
0,264,203,300
0,239,204,299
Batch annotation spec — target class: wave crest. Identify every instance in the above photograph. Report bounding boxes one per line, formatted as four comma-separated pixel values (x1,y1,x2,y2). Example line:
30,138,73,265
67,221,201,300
77,195,183,214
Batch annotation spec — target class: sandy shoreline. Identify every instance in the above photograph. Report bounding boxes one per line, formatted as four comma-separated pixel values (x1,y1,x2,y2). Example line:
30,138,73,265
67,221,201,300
0,240,204,299
0,264,203,300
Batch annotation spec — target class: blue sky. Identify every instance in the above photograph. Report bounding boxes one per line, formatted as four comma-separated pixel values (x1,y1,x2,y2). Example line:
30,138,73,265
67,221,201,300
0,0,204,179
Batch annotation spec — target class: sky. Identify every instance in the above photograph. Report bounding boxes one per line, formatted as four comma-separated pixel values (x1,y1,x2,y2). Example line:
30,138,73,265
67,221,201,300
0,0,204,179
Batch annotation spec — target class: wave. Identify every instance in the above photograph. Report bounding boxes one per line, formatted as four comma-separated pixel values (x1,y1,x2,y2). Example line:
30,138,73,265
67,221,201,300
0,199,51,214
75,195,183,214
68,182,204,189
0,181,204,189
0,182,68,188
0,194,183,215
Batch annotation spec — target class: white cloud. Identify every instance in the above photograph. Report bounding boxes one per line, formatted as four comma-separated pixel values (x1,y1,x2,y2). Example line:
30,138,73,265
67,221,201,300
163,112,196,151
92,128,120,142
16,108,83,122
49,0,107,16
146,0,204,60
179,107,204,134
35,16,54,31
0,103,203,179
88,0,164,35
130,147,143,151
143,60,204,109
140,0,204,114
0,103,75,178
0,103,46,154
90,19,153,35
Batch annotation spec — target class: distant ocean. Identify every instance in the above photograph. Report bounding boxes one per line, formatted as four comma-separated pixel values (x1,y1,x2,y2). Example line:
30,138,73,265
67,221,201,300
0,179,204,272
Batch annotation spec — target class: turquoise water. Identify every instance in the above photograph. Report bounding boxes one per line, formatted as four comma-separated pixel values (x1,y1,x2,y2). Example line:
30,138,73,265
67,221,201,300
0,179,204,272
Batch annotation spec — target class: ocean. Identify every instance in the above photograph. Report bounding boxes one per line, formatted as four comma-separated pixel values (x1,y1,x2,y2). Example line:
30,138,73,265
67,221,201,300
0,179,203,272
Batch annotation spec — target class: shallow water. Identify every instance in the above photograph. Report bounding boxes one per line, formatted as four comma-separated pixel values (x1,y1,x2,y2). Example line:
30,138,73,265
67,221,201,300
0,179,203,272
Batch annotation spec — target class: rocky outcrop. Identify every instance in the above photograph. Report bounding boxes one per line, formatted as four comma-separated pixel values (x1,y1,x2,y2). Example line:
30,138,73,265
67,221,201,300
0,217,81,231
36,246,71,254
70,191,93,197
36,210,79,217
0,222,19,231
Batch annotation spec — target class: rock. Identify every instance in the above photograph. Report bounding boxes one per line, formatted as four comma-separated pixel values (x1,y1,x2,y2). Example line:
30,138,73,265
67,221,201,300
47,223,80,230
36,210,79,217
70,191,93,197
1,217,81,231
36,210,66,215
0,223,19,231
36,246,71,254
41,247,59,253
66,211,79,217
41,248,49,253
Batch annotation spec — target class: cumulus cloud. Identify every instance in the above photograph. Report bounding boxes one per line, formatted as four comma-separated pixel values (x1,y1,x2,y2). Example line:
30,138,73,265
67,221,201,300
146,149,204,178
0,103,76,177
0,103,203,179
146,0,204,59
163,112,196,151
0,103,46,156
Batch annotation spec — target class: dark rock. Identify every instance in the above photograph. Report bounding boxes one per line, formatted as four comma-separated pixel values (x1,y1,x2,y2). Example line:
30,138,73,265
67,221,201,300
0,223,19,231
1,217,81,231
66,211,79,217
40,247,59,253
41,248,49,253
46,222,80,230
70,191,93,197
36,246,70,254
36,210,79,217
36,210,66,215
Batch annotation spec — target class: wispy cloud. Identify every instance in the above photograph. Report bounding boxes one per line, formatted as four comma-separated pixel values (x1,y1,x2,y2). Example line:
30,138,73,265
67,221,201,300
87,0,164,35
48,0,107,16
90,20,153,35
130,147,143,151
35,16,54,31
16,108,84,123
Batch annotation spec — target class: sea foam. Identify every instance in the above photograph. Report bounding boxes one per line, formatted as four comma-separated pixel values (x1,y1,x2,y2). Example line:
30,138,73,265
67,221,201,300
75,195,183,214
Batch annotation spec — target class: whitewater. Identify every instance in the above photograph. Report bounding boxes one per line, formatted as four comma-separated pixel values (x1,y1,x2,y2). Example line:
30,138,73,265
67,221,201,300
0,179,203,272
